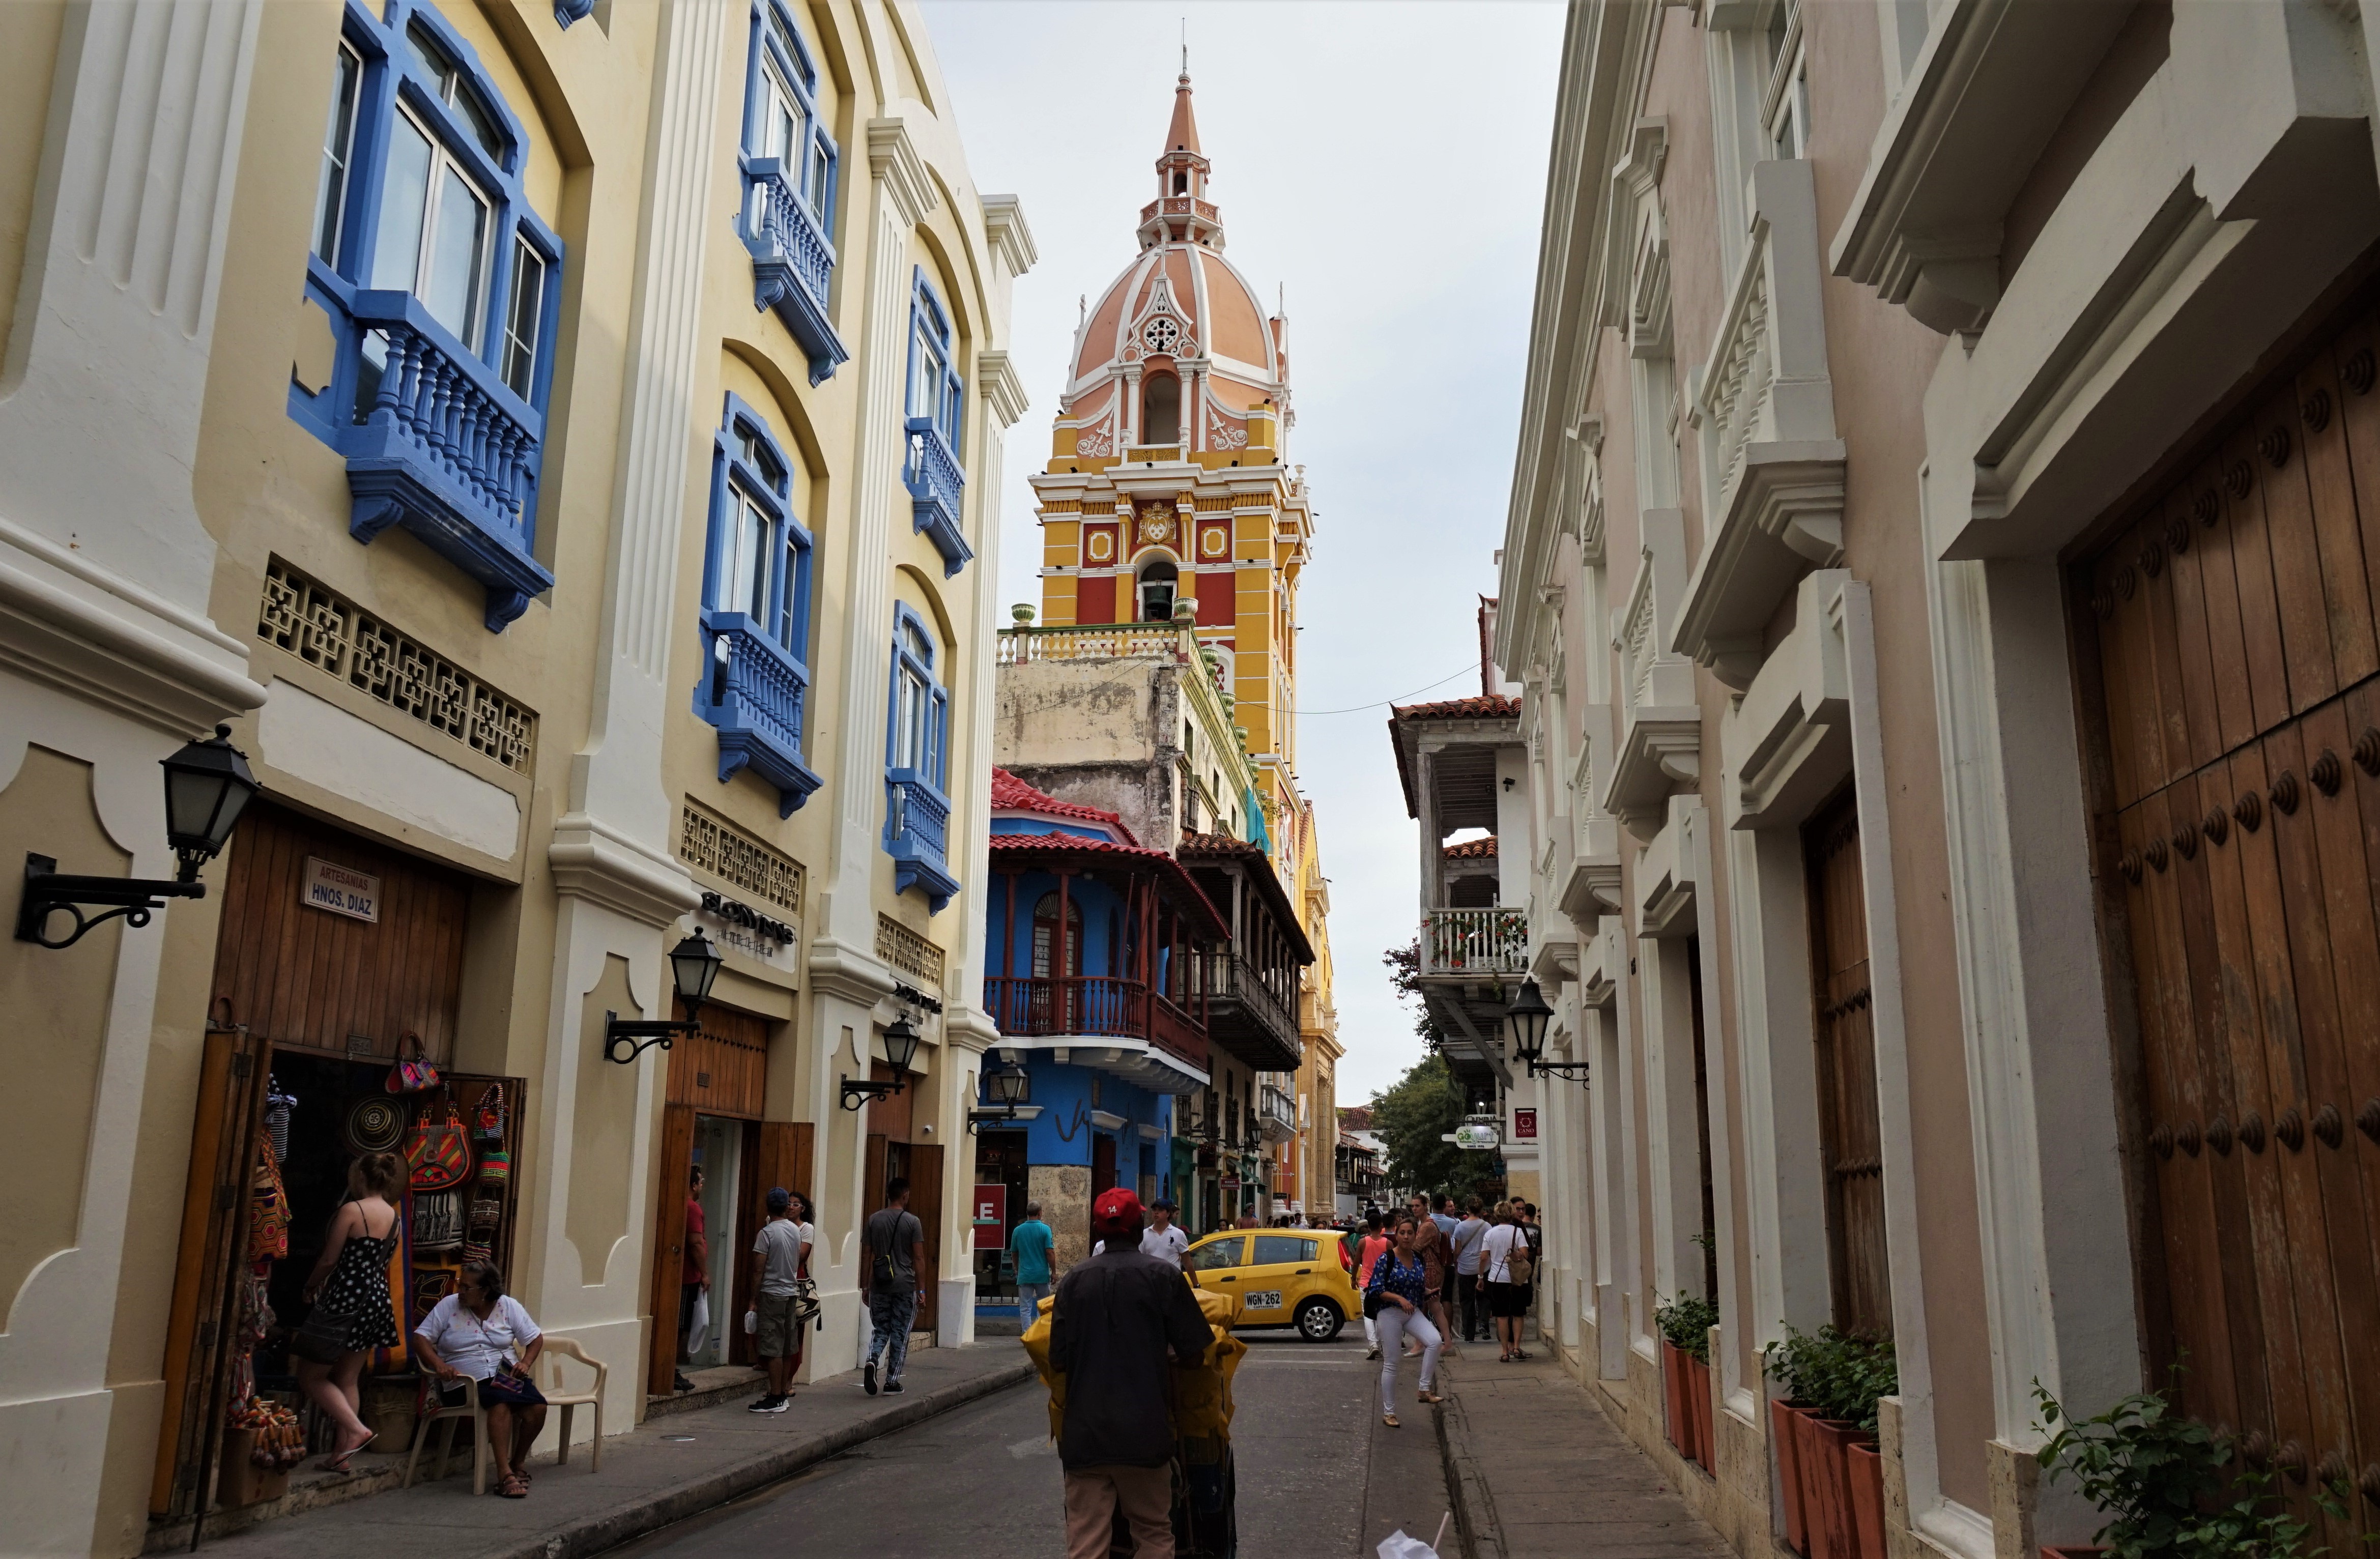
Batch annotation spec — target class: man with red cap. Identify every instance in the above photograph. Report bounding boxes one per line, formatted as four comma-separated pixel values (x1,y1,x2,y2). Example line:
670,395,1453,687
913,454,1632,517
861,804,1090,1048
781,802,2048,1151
1050,1187,1213,1558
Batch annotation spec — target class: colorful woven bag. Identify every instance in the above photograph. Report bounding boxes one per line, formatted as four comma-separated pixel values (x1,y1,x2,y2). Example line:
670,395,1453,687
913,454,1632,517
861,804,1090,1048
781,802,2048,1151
384,1032,440,1094
473,1082,507,1142
404,1098,471,1192
477,1147,510,1188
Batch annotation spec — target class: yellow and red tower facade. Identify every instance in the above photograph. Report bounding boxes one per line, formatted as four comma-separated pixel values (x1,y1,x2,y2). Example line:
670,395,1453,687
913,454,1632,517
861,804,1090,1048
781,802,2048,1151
1028,69,1314,845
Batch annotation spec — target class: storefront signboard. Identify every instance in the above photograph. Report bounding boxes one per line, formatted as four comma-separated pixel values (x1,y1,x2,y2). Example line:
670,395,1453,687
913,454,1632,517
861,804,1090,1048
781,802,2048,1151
694,889,798,975
971,1182,1006,1250
301,857,380,922
1453,1123,1500,1150
1513,1108,1537,1140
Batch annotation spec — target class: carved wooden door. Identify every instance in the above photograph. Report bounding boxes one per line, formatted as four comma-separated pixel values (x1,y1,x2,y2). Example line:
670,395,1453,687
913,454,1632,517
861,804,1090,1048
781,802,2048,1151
1803,787,1892,1338
2083,302,2380,1539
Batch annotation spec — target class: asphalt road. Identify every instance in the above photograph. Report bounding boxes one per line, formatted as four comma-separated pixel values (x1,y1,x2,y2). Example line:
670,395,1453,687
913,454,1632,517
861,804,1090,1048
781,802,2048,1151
600,1329,1383,1557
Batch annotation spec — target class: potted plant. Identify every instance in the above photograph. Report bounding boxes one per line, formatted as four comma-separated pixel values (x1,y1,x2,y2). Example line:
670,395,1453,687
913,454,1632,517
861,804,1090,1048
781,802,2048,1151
1656,1291,1720,1471
1764,1326,1898,1559
2032,1382,2341,1559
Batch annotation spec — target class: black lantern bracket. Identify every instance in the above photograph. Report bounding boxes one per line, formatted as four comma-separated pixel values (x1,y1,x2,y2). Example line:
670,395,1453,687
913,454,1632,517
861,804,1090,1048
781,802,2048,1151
1523,1056,1594,1083
841,1012,925,1109
1501,977,1589,1084
603,929,725,1065
604,1008,701,1066
16,724,260,950
15,851,205,949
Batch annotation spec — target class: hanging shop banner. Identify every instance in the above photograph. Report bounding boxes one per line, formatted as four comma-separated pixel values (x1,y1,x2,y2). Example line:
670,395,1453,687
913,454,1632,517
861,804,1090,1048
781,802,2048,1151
1512,1108,1537,1141
1452,1123,1501,1151
301,857,381,922
971,1183,1007,1251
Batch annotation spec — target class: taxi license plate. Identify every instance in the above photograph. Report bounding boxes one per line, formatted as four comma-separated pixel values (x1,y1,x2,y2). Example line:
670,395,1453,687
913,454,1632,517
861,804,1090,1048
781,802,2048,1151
1244,1290,1282,1309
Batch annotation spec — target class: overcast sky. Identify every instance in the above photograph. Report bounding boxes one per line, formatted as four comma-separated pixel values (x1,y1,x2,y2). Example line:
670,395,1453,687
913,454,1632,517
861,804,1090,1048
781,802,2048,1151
921,0,1567,1104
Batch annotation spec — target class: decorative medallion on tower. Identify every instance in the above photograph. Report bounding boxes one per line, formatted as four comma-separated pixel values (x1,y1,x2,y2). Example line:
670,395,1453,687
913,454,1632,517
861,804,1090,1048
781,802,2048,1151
1136,501,1177,548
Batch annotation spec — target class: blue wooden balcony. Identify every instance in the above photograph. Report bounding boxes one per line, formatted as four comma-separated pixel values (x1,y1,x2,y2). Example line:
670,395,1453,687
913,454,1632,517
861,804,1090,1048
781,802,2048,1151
696,611,822,818
742,158,847,386
886,769,958,911
904,418,971,576
337,288,554,631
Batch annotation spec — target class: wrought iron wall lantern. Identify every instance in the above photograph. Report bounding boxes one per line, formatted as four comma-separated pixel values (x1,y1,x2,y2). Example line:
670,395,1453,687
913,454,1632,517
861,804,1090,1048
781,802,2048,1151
16,726,259,950
966,1059,1029,1134
841,1013,923,1110
603,930,724,1064
1503,978,1589,1082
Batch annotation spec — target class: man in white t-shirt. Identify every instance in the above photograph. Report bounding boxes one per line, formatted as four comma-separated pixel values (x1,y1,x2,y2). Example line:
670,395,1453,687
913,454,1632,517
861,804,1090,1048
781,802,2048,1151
1138,1197,1190,1267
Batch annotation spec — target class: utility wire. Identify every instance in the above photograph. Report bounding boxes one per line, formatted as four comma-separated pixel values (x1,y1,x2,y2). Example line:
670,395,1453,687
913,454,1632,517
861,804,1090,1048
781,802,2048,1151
1239,659,1489,717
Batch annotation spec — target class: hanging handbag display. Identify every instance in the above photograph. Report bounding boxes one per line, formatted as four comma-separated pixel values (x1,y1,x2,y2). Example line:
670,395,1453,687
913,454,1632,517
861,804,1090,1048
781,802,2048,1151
411,1190,463,1253
264,1076,297,1163
405,1097,471,1192
289,1304,355,1365
477,1148,510,1189
472,1083,507,1143
384,1032,441,1094
411,1267,456,1326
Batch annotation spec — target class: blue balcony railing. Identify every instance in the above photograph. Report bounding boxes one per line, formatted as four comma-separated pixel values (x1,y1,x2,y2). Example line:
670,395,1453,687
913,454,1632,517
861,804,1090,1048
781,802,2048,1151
697,611,822,817
904,417,970,577
742,157,847,386
338,288,554,631
886,768,958,912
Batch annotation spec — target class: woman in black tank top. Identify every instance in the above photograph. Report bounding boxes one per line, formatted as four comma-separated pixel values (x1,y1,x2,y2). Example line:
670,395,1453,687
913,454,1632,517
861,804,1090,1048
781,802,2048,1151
296,1152,404,1469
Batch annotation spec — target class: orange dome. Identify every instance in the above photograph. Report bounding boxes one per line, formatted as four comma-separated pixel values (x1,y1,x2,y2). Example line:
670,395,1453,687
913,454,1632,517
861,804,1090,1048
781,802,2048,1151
1056,71,1291,458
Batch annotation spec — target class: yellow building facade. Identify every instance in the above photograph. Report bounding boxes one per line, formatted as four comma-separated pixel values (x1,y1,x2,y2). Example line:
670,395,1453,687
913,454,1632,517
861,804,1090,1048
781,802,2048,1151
0,1,1026,1549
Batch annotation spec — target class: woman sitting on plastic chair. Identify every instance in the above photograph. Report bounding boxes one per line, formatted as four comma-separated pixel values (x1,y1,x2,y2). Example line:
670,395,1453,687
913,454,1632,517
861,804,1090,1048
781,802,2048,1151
413,1259,548,1497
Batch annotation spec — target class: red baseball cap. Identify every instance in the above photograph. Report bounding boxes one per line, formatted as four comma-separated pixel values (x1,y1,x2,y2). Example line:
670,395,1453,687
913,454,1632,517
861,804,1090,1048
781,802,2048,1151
1092,1187,1143,1234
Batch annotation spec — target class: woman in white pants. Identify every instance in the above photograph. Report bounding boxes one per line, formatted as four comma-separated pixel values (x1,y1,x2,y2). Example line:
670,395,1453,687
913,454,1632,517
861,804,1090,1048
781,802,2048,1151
1364,1214,1443,1427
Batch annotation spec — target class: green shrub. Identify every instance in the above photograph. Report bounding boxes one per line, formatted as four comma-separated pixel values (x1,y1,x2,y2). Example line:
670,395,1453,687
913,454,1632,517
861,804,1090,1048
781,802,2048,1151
1654,1291,1720,1364
2033,1381,2348,1559
1762,1324,1898,1434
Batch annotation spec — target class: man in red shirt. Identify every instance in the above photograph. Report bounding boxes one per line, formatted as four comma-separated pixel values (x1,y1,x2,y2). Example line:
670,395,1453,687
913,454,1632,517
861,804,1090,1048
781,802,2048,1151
677,1165,708,1393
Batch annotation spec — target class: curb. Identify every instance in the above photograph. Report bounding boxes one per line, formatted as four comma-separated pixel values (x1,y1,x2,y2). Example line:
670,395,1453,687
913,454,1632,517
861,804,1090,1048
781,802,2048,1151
1435,1366,1503,1559
484,1358,1036,1559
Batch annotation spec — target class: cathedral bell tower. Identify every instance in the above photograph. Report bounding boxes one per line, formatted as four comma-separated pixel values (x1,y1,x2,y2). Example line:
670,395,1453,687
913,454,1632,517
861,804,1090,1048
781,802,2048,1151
1027,68,1314,825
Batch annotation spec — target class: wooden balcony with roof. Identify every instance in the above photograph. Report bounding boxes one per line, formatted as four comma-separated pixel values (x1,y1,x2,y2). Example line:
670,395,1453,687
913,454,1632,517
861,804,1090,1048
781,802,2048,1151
1177,832,1313,1074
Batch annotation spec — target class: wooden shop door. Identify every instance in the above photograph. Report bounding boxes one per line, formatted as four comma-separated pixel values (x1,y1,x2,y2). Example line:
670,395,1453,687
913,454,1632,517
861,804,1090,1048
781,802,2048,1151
2081,299,2380,1545
647,1002,770,1396
1802,788,1892,1338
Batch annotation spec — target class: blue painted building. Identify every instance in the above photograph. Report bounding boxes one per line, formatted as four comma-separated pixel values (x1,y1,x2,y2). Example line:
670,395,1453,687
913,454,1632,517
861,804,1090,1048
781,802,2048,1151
970,769,1225,1303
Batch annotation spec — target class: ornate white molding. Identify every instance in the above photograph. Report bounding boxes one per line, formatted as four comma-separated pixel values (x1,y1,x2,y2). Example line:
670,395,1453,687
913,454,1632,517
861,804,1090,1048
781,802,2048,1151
977,349,1029,430
1602,513,1700,839
980,194,1038,278
1726,569,1852,830
806,932,899,1006
867,119,938,229
548,811,700,927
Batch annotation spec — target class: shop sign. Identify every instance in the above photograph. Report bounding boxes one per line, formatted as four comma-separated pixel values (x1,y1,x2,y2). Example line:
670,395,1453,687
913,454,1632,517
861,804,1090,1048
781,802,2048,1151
1221,1176,1241,1189
1452,1123,1500,1151
301,857,380,922
694,889,797,974
971,1183,1006,1250
1513,1108,1537,1141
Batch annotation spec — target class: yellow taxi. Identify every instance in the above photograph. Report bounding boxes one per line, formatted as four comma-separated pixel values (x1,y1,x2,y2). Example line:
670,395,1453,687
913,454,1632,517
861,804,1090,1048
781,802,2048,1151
1182,1227,1361,1342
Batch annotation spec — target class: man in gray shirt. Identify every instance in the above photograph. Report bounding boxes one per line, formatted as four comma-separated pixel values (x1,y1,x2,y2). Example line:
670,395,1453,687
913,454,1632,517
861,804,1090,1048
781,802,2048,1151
858,1177,926,1397
746,1187,808,1412
1449,1198,1488,1343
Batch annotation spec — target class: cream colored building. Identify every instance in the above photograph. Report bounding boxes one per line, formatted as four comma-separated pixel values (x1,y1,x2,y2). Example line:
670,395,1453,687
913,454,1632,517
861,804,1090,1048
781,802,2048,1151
0,1,1027,1550
1492,2,2380,1557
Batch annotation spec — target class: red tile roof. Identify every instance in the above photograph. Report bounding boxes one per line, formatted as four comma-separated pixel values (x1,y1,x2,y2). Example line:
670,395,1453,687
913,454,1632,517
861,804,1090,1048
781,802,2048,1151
991,767,1137,843
1391,694,1520,721
1175,834,1317,964
1442,837,1498,860
985,830,1224,936
1175,831,1263,857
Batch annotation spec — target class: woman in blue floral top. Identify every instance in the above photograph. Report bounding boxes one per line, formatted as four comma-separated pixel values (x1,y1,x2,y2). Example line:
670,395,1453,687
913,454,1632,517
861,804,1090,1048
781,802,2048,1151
1365,1213,1445,1426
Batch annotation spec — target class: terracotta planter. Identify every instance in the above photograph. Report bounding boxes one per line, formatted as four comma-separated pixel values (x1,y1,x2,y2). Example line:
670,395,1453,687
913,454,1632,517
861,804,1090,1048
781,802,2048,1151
1660,1339,1689,1455
1789,1409,1836,1559
1688,1355,1715,1470
1808,1419,1864,1559
1770,1398,1810,1555
1847,1439,1885,1559
2041,1549,2109,1558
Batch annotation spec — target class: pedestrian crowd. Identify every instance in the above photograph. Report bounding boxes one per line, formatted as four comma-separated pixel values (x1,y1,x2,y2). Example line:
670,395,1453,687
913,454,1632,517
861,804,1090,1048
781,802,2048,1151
1358,1193,1541,1428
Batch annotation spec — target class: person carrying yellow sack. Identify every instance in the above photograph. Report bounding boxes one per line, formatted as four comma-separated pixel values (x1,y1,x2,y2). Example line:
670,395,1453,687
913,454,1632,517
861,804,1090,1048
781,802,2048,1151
1038,1187,1215,1559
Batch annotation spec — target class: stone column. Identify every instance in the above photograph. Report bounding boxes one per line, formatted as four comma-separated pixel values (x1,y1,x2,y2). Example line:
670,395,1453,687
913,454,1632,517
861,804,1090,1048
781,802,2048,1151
535,0,716,1440
0,4,270,1546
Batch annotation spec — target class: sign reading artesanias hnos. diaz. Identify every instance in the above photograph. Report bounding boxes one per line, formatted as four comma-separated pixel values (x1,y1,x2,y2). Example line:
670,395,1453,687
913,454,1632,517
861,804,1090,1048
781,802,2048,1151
301,857,380,922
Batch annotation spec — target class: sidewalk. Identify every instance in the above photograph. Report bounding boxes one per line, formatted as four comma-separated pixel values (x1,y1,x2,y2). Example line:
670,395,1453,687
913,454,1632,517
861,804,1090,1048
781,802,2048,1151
175,1345,1034,1559
1432,1337,1732,1558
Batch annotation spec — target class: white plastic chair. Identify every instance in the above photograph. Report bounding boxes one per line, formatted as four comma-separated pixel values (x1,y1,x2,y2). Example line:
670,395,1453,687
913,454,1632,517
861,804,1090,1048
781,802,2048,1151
542,1337,607,1470
403,1384,490,1494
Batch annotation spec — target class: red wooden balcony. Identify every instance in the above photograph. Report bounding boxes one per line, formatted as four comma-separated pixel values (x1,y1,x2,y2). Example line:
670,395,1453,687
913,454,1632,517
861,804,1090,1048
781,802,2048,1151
983,974,1210,1075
